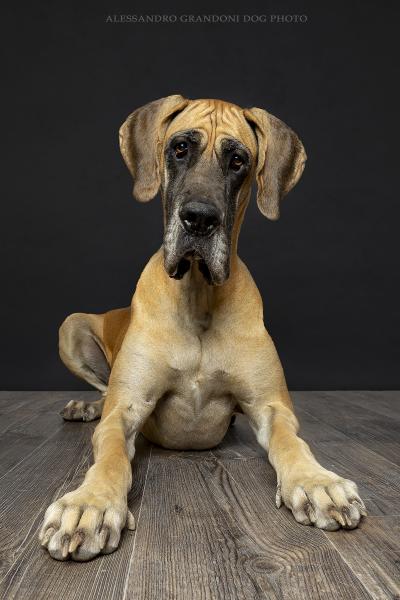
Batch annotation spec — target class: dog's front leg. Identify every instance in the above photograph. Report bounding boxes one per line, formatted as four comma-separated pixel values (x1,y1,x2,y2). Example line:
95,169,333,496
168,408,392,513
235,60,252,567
39,379,157,561
242,392,367,530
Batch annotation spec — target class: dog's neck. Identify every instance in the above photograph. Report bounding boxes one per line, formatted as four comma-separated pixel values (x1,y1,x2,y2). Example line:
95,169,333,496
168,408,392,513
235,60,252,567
135,245,261,339
141,248,239,331
167,249,245,332
173,260,214,332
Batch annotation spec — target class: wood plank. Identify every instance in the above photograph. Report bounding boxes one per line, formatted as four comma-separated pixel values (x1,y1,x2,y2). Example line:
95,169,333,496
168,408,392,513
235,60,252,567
0,391,71,414
126,452,372,599
153,408,400,518
0,391,40,415
0,391,99,435
293,392,400,466
0,393,102,477
326,517,400,600
0,427,152,600
335,391,400,421
1,392,399,600
295,407,400,517
293,391,400,422
0,421,94,579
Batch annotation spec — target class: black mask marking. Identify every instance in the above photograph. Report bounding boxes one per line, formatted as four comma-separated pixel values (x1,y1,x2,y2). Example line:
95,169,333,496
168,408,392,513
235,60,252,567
162,130,251,285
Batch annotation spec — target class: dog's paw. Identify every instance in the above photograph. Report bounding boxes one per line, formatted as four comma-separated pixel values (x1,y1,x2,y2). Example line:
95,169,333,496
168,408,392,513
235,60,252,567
61,399,103,422
278,470,367,531
39,488,135,561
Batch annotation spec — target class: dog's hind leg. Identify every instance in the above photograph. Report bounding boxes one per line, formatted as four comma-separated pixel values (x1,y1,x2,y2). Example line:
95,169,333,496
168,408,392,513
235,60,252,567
59,312,110,422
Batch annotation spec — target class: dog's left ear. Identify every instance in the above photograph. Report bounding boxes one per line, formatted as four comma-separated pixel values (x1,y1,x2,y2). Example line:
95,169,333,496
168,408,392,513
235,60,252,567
119,94,189,202
244,107,307,220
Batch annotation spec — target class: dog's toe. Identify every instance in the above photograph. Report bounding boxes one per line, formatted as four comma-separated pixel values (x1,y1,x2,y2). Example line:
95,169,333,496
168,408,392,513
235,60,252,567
40,492,128,561
61,400,84,421
283,472,367,531
61,399,102,422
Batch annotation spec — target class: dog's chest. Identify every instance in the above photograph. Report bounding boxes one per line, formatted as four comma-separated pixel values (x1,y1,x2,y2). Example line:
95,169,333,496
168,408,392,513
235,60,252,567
142,336,236,449
143,377,235,449
175,366,231,410
140,282,239,449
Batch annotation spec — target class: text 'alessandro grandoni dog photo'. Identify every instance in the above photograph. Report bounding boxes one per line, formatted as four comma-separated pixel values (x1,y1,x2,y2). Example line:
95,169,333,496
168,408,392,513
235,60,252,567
40,96,367,561
2,4,399,599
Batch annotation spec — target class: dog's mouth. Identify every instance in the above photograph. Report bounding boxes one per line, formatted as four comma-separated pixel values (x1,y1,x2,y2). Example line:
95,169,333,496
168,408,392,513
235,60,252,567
163,222,230,286
168,251,213,284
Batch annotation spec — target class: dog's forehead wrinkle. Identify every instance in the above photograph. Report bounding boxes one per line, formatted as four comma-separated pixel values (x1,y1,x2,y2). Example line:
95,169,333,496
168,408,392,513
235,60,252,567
165,98,257,155
168,129,202,144
221,137,249,153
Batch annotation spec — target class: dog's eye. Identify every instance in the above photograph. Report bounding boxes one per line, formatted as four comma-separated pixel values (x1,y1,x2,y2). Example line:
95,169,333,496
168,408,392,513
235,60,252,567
230,155,243,171
174,142,188,158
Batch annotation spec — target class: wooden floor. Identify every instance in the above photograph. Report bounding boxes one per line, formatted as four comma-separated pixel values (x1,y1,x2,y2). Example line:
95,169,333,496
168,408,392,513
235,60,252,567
0,392,399,600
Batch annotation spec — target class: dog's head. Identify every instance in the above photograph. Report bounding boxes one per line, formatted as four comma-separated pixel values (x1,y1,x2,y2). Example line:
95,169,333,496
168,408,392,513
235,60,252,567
120,95,306,285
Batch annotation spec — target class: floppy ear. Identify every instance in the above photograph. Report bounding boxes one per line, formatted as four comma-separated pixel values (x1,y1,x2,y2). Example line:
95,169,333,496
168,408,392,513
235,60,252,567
119,94,189,202
244,107,307,220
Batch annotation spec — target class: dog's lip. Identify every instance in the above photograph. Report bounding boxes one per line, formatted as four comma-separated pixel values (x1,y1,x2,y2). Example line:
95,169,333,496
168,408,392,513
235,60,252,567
166,252,199,277
165,249,209,279
165,252,189,278
184,250,203,261
167,249,202,273
167,253,227,286
164,247,227,285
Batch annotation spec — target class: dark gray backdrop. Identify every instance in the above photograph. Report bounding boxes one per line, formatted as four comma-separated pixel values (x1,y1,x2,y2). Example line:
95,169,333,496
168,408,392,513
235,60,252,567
2,1,399,390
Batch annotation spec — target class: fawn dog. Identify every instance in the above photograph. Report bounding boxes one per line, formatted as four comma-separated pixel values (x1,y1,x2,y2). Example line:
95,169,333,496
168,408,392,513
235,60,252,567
39,96,366,561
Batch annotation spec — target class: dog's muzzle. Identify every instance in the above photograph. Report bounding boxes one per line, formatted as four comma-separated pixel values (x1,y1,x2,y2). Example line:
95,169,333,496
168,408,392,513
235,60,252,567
163,197,229,286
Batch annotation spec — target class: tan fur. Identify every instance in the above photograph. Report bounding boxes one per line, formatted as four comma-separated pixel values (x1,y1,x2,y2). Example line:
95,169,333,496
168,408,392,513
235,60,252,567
40,97,366,561
102,307,131,366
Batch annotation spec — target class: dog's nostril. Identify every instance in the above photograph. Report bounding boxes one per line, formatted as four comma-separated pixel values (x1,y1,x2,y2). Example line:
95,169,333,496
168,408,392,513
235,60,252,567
180,201,221,236
184,210,199,225
204,214,219,230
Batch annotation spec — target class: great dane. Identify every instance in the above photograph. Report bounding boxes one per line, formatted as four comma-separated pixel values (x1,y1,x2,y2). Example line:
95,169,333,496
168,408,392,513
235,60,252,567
39,96,366,561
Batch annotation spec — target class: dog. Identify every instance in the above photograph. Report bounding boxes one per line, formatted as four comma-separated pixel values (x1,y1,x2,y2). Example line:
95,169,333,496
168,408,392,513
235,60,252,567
39,96,366,561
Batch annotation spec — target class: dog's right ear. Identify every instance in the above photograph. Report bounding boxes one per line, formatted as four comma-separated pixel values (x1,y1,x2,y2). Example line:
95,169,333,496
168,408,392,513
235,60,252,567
119,95,189,202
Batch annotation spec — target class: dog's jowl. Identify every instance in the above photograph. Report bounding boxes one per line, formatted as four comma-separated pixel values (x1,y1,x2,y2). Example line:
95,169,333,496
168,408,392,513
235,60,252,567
40,96,366,561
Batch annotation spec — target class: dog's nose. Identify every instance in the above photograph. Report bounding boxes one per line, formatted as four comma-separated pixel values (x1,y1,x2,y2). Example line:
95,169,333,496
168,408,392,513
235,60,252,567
179,201,221,236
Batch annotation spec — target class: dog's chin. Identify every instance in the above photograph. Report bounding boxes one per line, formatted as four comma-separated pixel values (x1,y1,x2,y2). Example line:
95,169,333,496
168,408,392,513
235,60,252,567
165,251,228,286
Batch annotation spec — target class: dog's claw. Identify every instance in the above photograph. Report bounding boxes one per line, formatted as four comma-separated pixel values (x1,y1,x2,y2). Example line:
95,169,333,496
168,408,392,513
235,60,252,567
69,530,85,553
352,498,367,516
126,510,136,530
342,506,353,527
61,535,70,558
99,526,110,550
275,483,282,508
329,508,346,527
303,501,316,523
41,527,55,547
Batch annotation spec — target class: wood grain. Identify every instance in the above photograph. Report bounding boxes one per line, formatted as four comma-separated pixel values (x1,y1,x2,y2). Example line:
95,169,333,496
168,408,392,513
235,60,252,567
0,392,399,599
0,392,98,477
128,453,372,599
293,391,400,466
335,391,400,421
326,517,400,600
294,406,400,517
0,425,151,600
